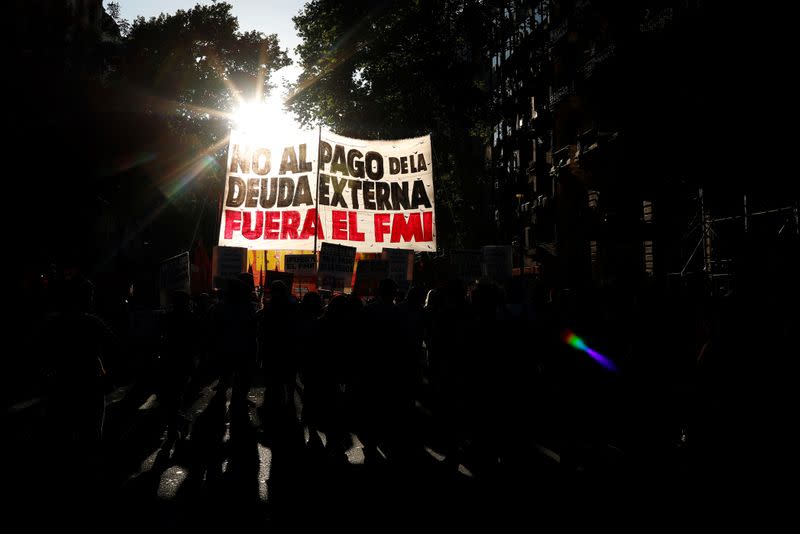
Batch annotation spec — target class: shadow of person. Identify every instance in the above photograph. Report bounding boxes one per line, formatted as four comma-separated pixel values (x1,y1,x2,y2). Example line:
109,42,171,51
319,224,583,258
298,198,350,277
170,387,265,530
177,387,229,495
262,410,309,525
117,434,182,501
224,393,261,501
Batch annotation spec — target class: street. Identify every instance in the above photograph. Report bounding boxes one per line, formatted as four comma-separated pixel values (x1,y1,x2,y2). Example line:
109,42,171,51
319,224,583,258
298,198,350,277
8,378,513,531
7,371,715,532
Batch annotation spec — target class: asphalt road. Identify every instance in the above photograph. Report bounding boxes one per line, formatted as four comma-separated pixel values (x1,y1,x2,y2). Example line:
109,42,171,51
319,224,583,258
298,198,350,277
7,379,508,532
7,375,709,531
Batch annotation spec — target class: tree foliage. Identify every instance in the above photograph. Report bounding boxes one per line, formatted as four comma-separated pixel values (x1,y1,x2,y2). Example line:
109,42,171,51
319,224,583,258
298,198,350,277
289,0,495,248
122,2,291,148
109,3,292,258
106,2,131,36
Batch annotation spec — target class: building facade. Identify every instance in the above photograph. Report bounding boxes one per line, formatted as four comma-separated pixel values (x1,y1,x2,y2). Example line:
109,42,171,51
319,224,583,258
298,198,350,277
484,0,797,294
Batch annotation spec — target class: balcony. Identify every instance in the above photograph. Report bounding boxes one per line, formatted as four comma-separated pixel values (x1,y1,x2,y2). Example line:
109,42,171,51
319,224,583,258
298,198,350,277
581,43,616,79
575,129,620,167
639,8,674,33
548,18,568,47
548,83,573,111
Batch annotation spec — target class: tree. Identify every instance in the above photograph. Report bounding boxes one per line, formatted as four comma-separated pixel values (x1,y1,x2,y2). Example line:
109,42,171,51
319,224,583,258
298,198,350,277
289,0,495,249
111,2,292,260
122,2,291,150
106,2,131,36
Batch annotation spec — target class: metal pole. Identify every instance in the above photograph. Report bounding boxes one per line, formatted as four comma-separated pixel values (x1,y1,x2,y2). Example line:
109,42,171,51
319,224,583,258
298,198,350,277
680,235,704,276
189,197,207,252
698,188,704,223
699,188,712,274
743,194,748,233
703,211,712,274
699,188,706,272
313,124,322,257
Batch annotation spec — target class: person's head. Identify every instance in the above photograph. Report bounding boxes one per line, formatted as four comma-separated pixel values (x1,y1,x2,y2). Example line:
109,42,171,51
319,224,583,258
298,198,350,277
225,278,247,304
237,272,255,292
196,293,211,312
424,288,441,311
471,280,501,318
238,272,256,301
172,290,191,312
323,294,348,319
406,285,426,308
268,280,289,304
301,291,322,317
378,278,398,303
443,278,465,308
60,276,94,313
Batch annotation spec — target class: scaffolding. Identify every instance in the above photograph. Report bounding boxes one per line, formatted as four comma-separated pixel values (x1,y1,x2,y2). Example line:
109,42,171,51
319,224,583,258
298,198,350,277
674,189,799,295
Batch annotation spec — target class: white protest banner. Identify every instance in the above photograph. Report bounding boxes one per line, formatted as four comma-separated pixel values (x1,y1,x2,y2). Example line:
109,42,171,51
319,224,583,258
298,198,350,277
353,259,389,295
381,247,414,289
219,128,436,253
317,131,436,253
218,129,322,250
284,254,317,277
159,251,190,308
318,242,356,290
212,246,247,288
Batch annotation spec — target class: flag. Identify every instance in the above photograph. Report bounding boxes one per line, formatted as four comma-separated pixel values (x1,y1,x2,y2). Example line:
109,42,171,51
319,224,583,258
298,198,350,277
191,238,212,294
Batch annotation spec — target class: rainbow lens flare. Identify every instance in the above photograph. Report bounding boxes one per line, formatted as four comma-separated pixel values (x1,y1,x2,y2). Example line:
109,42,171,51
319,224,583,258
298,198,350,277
564,330,618,373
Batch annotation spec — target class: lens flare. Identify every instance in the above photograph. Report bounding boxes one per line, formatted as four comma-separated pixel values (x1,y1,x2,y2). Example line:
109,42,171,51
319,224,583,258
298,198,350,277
564,330,618,372
233,95,300,139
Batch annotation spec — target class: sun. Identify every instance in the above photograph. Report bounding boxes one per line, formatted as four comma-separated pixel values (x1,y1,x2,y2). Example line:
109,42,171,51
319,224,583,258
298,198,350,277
232,94,299,140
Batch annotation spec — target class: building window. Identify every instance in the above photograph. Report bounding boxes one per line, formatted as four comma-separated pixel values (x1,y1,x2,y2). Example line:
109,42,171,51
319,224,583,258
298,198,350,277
643,200,653,222
588,190,600,209
493,122,503,146
534,0,550,26
643,240,654,275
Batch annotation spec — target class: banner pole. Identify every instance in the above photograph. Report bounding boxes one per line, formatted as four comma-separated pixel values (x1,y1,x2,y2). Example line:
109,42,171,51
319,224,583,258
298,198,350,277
313,123,322,264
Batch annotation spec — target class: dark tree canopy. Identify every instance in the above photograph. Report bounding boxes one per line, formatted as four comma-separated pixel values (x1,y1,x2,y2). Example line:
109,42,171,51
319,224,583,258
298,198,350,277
106,2,131,36
123,2,291,148
289,0,495,248
108,2,293,262
48,2,293,273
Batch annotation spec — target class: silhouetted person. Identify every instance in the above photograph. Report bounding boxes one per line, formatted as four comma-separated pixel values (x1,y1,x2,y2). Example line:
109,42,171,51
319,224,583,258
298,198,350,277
399,285,428,381
193,292,215,383
427,278,470,470
238,272,260,313
159,290,199,439
360,278,413,463
210,278,257,412
43,277,117,448
689,301,738,480
258,280,299,429
466,280,508,474
296,292,326,435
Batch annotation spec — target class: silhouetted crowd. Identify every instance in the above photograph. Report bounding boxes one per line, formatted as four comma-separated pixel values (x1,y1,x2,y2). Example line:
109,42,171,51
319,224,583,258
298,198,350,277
15,268,796,514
